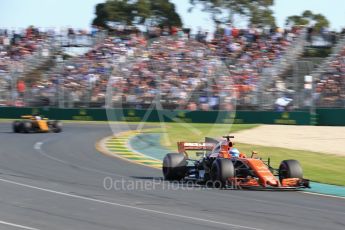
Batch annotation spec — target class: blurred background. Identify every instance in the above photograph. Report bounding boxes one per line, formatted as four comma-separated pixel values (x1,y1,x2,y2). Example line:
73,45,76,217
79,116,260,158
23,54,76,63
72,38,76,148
0,0,344,112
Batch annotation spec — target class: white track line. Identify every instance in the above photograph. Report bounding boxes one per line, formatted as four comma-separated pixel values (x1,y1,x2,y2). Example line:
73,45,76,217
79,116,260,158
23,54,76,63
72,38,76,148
0,178,262,230
301,191,345,199
33,142,43,150
33,139,128,178
0,220,40,230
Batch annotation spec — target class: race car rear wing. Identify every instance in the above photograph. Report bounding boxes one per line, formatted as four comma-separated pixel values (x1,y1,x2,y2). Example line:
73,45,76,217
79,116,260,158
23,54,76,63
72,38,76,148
21,115,34,119
177,142,215,154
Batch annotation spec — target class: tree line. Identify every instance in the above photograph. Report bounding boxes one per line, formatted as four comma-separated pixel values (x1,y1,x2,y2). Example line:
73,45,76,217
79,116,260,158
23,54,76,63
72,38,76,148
93,0,330,31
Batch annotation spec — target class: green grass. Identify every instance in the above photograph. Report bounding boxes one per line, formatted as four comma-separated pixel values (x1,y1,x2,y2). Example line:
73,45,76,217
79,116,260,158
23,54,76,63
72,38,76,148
148,122,345,186
157,123,258,148
235,143,345,186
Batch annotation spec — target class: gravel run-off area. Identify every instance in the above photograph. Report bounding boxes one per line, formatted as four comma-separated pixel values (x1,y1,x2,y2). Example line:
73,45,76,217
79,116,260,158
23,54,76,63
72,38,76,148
234,125,345,156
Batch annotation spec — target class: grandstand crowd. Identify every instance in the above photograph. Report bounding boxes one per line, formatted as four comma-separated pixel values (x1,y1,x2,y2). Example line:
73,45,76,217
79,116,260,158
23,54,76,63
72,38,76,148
0,26,50,106
0,26,45,71
1,25,344,109
315,46,345,107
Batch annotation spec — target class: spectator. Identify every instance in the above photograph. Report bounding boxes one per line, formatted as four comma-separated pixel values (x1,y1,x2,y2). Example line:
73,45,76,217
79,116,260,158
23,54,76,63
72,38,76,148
18,24,306,110
315,46,345,107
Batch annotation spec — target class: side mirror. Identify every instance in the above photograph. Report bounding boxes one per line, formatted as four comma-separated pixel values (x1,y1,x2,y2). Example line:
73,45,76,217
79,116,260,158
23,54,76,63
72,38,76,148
196,152,204,157
251,151,258,158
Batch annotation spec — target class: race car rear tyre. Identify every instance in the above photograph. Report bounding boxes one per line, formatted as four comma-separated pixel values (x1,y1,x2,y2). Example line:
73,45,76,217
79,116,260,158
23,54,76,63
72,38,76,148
52,121,62,133
279,160,303,181
210,158,234,188
22,121,32,133
13,121,21,133
162,153,187,181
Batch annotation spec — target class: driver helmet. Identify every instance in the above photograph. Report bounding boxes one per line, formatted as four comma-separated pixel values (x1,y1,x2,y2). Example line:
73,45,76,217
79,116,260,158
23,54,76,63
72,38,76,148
229,148,240,158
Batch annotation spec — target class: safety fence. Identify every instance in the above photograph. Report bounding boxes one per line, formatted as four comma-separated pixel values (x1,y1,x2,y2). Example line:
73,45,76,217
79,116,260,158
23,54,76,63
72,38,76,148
0,107,324,125
2,107,344,125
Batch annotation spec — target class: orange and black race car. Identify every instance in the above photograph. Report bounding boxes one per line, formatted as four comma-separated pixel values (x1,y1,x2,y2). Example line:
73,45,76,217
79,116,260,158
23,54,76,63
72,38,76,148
162,135,310,190
13,115,62,133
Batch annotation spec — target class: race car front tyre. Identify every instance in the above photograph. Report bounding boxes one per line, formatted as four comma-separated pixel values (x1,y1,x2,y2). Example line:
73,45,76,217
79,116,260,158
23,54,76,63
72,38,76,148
211,158,234,188
52,121,62,133
22,121,32,133
12,121,21,133
162,153,187,181
279,159,303,181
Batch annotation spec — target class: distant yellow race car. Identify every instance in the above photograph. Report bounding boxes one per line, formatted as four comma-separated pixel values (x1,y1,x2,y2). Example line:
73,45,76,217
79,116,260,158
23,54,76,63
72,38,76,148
13,115,62,133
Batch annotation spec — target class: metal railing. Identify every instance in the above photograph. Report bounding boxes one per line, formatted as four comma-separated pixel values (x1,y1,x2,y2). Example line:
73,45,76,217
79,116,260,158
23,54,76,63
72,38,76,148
0,28,107,106
256,29,307,110
310,34,345,81
5,30,344,111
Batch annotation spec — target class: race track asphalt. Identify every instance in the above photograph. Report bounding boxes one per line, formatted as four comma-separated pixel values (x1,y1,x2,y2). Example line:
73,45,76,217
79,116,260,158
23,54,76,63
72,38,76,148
0,122,344,230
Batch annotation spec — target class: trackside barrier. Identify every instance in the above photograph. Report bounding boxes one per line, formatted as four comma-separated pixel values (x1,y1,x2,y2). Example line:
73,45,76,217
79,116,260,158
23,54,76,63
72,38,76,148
0,107,316,125
4,107,345,125
316,108,345,126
